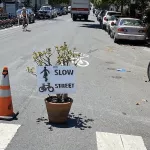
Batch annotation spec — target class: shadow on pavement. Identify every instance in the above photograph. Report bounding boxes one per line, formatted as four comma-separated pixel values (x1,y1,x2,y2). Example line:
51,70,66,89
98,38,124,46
75,19,95,23
36,113,94,131
26,29,31,32
80,23,100,29
117,40,149,47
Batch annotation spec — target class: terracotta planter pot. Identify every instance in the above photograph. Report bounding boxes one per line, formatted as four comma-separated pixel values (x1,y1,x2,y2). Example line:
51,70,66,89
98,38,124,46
45,97,73,123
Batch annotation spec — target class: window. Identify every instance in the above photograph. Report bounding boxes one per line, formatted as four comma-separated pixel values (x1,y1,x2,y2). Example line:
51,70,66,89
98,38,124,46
120,19,143,26
107,12,121,16
116,19,120,26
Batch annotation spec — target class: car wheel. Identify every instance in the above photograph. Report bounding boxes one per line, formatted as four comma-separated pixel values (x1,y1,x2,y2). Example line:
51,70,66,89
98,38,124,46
114,37,119,43
102,24,106,30
110,31,114,38
147,62,150,81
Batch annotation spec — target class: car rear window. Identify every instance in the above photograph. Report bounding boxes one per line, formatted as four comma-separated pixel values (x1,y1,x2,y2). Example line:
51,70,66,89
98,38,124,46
120,19,143,26
107,12,121,16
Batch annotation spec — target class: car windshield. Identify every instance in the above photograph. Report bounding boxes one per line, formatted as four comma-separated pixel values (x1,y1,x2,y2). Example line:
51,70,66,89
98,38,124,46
120,19,143,26
107,12,121,16
108,15,122,21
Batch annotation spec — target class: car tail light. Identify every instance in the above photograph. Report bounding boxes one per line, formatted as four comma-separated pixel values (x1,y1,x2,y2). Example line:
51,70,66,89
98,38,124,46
118,28,127,32
138,29,146,33
111,22,115,26
104,17,107,21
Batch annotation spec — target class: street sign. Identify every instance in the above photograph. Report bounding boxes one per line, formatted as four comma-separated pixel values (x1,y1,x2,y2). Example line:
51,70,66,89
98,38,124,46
37,66,76,94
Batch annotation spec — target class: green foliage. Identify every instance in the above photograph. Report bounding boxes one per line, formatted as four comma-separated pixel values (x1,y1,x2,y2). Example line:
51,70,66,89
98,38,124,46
27,42,80,75
48,0,70,5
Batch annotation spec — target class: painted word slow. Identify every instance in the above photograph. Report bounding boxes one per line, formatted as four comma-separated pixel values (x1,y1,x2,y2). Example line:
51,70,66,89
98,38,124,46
55,70,74,75
55,83,74,88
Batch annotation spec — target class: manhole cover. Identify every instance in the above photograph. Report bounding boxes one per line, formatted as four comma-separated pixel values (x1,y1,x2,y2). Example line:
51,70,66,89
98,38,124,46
112,76,122,79
107,68,116,70
106,61,115,64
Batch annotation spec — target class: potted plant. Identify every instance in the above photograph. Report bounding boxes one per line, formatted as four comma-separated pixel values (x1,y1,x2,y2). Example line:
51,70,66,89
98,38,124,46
27,42,80,123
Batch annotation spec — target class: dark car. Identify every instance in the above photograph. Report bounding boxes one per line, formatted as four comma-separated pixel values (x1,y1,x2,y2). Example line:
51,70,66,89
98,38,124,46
37,5,53,19
61,6,67,15
16,8,35,24
55,7,63,16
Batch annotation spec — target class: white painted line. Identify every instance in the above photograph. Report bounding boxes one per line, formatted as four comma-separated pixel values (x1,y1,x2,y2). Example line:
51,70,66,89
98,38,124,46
121,134,147,150
71,52,89,67
96,132,147,150
0,123,21,150
96,132,124,149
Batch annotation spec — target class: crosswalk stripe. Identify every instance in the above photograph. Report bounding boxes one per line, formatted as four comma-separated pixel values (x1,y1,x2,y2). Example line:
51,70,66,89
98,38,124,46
0,123,21,150
96,132,147,150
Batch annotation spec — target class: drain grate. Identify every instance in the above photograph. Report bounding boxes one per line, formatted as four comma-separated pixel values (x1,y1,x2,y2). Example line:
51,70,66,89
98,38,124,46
112,76,122,79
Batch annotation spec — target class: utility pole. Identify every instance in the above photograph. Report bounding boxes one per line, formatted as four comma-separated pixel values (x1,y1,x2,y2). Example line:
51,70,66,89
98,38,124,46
35,0,37,12
130,0,136,17
121,0,123,15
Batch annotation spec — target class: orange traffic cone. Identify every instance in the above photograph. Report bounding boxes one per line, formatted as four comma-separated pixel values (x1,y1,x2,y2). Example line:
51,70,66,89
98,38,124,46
0,67,19,121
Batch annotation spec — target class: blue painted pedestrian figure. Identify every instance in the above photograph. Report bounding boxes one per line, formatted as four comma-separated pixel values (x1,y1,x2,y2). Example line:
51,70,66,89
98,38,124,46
40,67,50,82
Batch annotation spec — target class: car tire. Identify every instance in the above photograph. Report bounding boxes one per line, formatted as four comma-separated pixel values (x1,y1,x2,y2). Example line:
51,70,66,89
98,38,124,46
110,31,114,38
84,15,88,21
114,37,119,43
102,24,106,30
147,62,150,81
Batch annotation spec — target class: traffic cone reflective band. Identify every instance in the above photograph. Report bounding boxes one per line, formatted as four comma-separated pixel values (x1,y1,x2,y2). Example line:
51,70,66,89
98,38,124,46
0,67,19,121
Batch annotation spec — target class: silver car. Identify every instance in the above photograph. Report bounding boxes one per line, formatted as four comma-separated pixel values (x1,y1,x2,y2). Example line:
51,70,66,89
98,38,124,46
110,18,146,43
106,15,123,34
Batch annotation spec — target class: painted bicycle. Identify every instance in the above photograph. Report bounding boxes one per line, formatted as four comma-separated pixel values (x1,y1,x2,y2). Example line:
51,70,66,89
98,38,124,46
39,83,54,92
71,52,89,67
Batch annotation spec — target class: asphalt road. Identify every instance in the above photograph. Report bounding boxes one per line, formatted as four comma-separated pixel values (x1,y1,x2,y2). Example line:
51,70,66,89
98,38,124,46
0,13,150,150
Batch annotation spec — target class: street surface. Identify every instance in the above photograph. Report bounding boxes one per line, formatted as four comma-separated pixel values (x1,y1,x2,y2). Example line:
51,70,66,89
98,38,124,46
0,13,150,150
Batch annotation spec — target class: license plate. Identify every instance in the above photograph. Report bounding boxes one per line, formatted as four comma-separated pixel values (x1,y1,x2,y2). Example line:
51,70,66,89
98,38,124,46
128,36,135,40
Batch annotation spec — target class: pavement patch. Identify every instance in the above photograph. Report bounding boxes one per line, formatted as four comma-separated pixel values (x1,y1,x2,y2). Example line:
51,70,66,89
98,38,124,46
96,132,147,150
105,61,115,64
107,68,116,70
112,76,122,79
0,123,21,150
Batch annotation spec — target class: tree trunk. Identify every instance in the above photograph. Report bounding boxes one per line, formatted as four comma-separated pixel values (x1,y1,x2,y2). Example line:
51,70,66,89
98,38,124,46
121,0,123,15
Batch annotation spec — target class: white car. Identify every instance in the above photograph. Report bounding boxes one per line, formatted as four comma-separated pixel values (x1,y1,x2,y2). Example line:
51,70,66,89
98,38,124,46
102,11,121,30
110,18,146,43
68,6,71,13
106,15,122,34
39,6,53,19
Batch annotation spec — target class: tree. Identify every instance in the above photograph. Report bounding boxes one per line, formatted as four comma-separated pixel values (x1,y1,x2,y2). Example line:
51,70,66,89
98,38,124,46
48,0,70,5
23,0,32,7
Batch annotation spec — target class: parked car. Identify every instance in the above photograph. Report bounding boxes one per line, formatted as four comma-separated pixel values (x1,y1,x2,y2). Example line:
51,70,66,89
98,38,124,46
16,8,35,23
68,6,71,13
55,7,63,16
62,6,67,15
38,5,53,19
97,10,106,23
101,11,121,30
95,9,101,17
106,14,124,34
110,18,146,43
52,7,58,18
